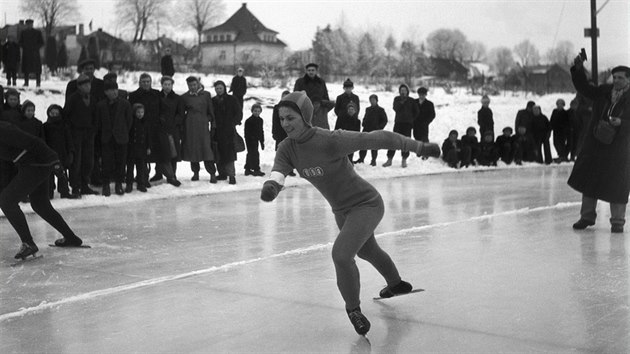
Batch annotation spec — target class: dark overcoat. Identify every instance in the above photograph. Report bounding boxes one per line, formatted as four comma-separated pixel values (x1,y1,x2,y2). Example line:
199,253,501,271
43,116,74,167
96,98,132,144
18,28,44,73
159,90,184,160
212,93,242,162
1,41,20,72
129,88,167,162
362,106,388,132
567,66,630,204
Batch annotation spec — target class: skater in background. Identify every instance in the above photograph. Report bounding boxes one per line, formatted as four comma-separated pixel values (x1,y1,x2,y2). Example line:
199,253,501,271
356,94,388,166
229,67,247,108
413,87,436,143
531,105,552,164
244,103,265,176
260,91,441,335
568,57,630,234
272,90,291,150
441,129,471,169
383,84,418,168
550,99,570,162
495,127,514,164
0,89,22,193
477,95,494,137
0,120,84,260
43,104,76,199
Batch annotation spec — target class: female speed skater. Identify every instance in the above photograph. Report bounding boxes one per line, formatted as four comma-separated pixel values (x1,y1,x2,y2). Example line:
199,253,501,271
259,91,440,335
0,121,84,261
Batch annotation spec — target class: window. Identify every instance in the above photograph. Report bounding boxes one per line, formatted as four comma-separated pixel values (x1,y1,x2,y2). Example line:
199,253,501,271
213,35,218,42
220,34,224,41
219,51,226,61
227,34,231,41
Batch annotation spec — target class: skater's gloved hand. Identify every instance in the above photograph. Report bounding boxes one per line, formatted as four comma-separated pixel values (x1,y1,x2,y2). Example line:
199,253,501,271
417,142,441,158
261,180,282,202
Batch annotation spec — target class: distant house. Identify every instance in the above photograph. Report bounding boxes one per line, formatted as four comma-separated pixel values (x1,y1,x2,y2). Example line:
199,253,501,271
525,64,573,94
134,36,191,72
78,28,132,69
200,3,287,73
423,58,469,82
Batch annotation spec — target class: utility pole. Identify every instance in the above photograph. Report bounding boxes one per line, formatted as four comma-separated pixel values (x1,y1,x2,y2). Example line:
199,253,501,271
589,0,599,84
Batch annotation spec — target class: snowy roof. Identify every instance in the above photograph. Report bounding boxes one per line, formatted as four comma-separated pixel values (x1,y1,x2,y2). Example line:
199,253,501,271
203,3,283,45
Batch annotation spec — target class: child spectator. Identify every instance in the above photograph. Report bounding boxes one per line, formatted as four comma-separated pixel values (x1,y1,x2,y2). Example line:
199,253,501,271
477,131,499,166
460,126,479,167
97,81,132,196
334,101,361,163
513,126,537,165
531,105,552,164
17,100,44,139
2,88,21,124
441,130,471,169
357,94,388,165
477,95,494,137
495,127,514,164
334,78,360,129
244,103,265,177
126,103,151,193
43,104,76,199
550,98,570,162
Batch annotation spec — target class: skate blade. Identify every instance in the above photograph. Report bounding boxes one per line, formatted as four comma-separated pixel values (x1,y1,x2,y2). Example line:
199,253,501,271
373,288,425,301
48,244,91,248
10,254,43,267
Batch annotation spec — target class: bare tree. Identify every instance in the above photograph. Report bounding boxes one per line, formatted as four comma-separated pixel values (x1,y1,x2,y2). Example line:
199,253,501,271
545,40,574,65
384,34,397,91
513,40,540,67
465,41,487,62
488,46,515,77
19,0,79,37
117,0,169,43
426,28,469,61
178,0,225,46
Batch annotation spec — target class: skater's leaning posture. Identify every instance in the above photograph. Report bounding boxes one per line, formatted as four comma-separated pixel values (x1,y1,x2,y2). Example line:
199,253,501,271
260,91,440,335
0,121,84,260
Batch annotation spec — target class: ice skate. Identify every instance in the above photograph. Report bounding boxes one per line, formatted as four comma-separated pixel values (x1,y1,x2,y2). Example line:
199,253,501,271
376,280,419,300
382,158,392,167
347,307,371,335
52,235,84,247
14,243,39,260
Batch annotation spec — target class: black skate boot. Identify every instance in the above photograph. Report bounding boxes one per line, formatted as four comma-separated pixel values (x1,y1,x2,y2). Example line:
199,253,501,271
15,243,39,259
379,280,413,298
54,235,83,247
347,307,371,335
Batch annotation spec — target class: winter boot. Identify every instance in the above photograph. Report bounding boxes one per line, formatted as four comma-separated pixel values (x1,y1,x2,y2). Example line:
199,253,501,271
125,183,133,193
354,158,365,164
137,184,147,193
191,172,199,181
102,183,111,197
252,170,265,177
150,173,163,182
229,176,236,185
244,169,253,176
54,235,83,247
382,158,393,167
81,186,99,195
167,178,181,187
401,157,408,168
209,174,217,184
217,174,228,181
379,280,413,298
346,307,371,335
115,182,124,195
14,243,39,260
370,159,376,166
612,225,624,233
573,219,595,230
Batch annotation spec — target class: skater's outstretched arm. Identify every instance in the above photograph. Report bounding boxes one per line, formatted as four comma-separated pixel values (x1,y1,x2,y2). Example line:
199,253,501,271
260,171,285,202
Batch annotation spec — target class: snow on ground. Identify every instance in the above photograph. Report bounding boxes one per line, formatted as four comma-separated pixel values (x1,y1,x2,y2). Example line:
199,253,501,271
3,70,577,216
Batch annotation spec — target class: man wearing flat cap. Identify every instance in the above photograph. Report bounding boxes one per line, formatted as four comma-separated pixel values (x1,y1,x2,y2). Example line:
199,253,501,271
18,19,44,87
569,54,630,234
293,63,334,129
65,58,105,102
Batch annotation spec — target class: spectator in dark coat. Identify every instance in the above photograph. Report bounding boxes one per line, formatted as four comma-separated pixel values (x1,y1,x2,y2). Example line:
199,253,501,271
567,98,581,161
495,127,515,164
272,90,291,150
460,126,479,167
293,63,334,129
477,95,494,137
414,87,436,143
244,103,265,176
129,73,164,187
103,72,128,100
442,130,471,169
384,84,419,168
63,74,98,196
45,35,58,75
514,101,535,134
531,105,552,164
97,81,133,196
477,131,499,166
160,47,175,77
335,102,361,163
229,67,247,108
512,126,537,165
568,60,630,233
18,19,44,87
357,94,388,166
550,99,571,162
43,104,76,199
17,100,45,139
2,37,20,86
334,78,360,128
65,59,105,102
212,80,242,184
126,103,151,193
57,41,68,71
153,76,183,186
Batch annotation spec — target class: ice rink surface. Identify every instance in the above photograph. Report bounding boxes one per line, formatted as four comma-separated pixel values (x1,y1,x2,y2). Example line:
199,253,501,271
1,165,628,353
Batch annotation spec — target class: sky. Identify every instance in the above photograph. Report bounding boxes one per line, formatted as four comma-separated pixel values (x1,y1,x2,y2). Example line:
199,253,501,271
2,0,628,68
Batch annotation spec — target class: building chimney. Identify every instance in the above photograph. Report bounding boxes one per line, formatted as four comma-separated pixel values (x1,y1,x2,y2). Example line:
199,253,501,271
242,3,247,8
98,28,103,32
78,23,84,36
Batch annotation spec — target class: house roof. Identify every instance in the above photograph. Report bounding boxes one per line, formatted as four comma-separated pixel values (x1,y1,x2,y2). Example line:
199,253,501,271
203,3,283,45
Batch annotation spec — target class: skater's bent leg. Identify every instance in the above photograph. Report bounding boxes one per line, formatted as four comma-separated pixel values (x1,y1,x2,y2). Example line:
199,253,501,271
357,235,401,287
29,167,77,238
332,198,384,310
0,166,44,244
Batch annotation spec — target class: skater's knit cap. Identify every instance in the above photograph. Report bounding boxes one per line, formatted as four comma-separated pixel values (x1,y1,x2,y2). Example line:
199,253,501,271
611,65,630,76
277,91,314,127
343,78,354,88
21,100,35,114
